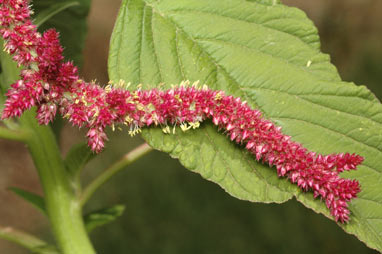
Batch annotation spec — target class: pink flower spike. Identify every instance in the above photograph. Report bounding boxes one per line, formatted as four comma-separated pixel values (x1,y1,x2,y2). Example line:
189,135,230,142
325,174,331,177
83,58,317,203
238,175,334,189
0,0,364,223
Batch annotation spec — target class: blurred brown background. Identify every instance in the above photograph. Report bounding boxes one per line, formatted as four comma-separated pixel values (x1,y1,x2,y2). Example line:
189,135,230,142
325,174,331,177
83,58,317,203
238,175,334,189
0,0,381,253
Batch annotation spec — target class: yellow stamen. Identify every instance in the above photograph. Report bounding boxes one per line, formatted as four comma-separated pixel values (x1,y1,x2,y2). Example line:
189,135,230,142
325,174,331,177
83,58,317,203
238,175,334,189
162,126,171,134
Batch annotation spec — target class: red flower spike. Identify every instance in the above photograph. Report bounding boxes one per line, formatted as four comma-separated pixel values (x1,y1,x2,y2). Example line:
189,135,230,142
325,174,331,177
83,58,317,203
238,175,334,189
0,0,364,223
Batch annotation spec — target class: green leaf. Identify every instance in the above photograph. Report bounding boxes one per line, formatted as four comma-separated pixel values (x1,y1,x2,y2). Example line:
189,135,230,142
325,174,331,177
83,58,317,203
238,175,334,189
32,0,92,67
33,1,80,27
8,187,47,216
64,142,95,177
84,205,126,233
0,226,58,253
108,0,382,251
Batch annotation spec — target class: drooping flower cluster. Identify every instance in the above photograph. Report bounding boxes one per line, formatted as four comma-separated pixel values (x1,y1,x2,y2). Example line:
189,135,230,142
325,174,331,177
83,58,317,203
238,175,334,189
0,0,76,125
0,0,364,223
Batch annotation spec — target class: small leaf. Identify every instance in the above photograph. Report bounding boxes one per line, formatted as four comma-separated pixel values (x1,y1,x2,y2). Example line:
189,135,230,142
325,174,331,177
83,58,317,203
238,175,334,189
84,205,126,233
64,142,95,177
8,187,46,216
0,226,58,253
33,1,80,27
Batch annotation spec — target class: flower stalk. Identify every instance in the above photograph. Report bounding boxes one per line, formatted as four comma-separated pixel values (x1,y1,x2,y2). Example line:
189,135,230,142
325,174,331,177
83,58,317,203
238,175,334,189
80,142,153,206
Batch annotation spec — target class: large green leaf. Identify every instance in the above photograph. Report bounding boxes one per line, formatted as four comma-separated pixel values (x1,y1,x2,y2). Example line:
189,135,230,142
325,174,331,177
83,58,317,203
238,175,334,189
108,0,382,251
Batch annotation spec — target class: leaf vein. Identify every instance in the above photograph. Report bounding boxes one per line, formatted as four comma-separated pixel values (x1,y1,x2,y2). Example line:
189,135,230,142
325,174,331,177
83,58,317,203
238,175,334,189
166,8,315,47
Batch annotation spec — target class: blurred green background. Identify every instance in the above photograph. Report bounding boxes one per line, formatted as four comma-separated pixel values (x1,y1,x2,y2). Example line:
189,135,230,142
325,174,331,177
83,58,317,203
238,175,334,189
0,0,381,253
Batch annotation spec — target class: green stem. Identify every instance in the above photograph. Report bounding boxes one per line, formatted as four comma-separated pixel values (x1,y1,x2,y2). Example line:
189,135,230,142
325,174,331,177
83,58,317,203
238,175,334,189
0,126,29,142
80,143,153,206
2,39,94,253
20,111,96,254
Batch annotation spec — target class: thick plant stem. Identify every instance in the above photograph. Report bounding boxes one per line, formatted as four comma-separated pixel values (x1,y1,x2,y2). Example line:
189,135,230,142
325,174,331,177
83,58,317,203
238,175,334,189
20,111,96,254
80,143,153,206
1,37,94,253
